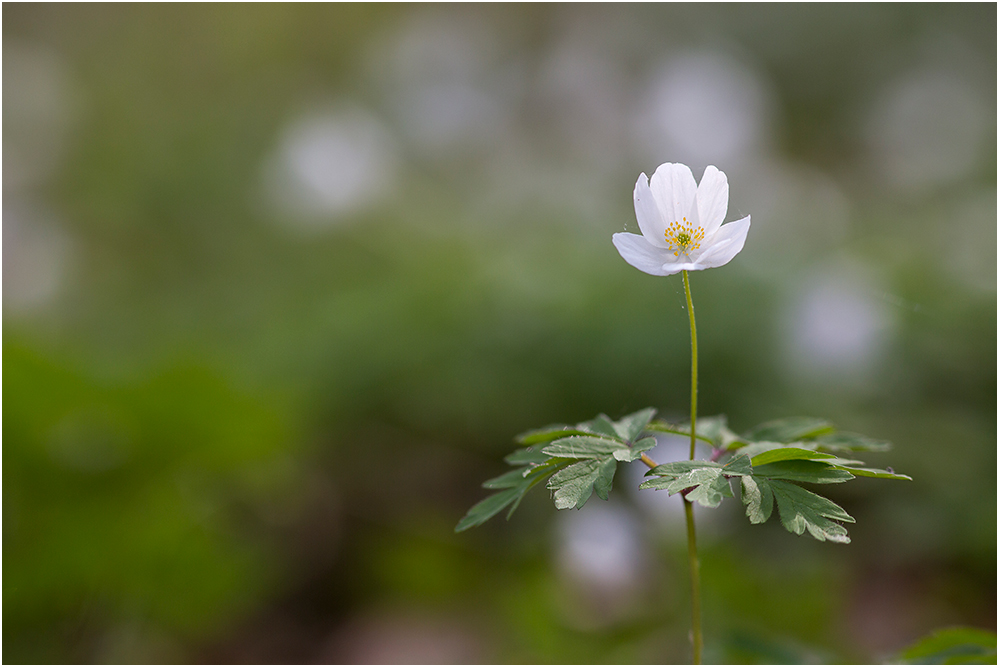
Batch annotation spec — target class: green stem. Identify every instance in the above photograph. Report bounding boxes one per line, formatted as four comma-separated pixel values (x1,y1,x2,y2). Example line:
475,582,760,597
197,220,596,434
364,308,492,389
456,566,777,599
682,270,698,461
681,270,703,664
685,498,702,663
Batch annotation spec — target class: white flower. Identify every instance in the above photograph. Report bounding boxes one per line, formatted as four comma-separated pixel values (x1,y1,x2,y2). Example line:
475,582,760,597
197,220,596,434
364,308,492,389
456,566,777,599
613,163,751,276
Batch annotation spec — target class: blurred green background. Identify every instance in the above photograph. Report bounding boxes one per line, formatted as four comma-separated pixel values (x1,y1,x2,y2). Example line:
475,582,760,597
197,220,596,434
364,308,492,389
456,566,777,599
3,4,995,663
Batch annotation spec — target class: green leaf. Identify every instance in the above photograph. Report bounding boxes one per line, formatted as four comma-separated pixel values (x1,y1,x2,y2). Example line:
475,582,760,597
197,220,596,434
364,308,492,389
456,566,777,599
504,446,550,466
647,414,744,449
582,414,619,439
728,440,787,459
740,475,773,524
897,626,997,664
813,430,891,453
645,459,723,477
827,459,913,480
640,457,747,509
769,479,854,543
482,467,533,489
593,457,618,501
457,457,568,531
684,472,734,508
753,460,855,484
749,447,836,467
548,458,617,510
541,435,624,459
722,454,753,476
640,465,721,494
613,436,657,462
644,420,716,447
455,487,523,532
612,407,658,442
515,425,596,445
743,417,834,443
689,414,745,449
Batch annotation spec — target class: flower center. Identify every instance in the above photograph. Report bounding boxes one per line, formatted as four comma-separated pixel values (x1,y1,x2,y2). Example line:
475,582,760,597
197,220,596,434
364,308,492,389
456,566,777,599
664,217,705,257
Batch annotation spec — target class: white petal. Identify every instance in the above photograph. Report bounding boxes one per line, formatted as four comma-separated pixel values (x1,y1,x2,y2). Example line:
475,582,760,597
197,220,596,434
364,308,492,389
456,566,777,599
691,215,751,270
657,259,701,275
649,163,697,227
633,173,669,248
612,232,677,276
696,165,729,238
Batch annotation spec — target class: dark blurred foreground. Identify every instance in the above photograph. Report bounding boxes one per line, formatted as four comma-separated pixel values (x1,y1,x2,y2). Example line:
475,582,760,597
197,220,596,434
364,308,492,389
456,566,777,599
3,4,996,663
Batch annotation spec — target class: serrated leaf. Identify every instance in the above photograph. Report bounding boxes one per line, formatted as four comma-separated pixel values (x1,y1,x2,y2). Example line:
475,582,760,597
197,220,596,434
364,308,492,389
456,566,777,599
548,458,617,510
626,436,658,461
644,420,717,447
743,417,834,443
769,479,854,543
542,435,624,459
515,425,595,445
741,475,773,524
582,414,619,439
682,415,745,449
813,431,891,453
455,487,523,532
504,446,551,465
645,460,723,477
727,440,788,460
612,407,657,442
482,466,534,489
613,436,658,462
749,447,837,466
639,465,721,494
593,457,618,501
753,460,855,484
722,454,753,476
684,472,733,508
458,455,569,531
827,461,913,480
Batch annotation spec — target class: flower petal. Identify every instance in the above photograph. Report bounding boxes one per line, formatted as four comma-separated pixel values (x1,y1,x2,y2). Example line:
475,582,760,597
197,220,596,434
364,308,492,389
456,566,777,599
696,165,729,237
649,163,698,227
692,215,751,270
657,259,702,275
633,173,669,248
612,232,677,276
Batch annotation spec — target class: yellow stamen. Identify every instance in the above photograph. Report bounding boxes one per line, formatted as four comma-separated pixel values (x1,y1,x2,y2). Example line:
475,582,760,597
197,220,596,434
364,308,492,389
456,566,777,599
664,217,705,258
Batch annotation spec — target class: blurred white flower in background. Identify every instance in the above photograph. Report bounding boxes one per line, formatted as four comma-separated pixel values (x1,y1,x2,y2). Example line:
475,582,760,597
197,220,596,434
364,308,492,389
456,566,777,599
939,191,997,293
3,40,79,192
865,66,988,193
555,501,650,627
261,107,400,230
373,11,512,158
3,41,78,317
3,204,73,315
736,161,851,278
534,28,630,169
613,162,751,276
780,259,896,389
633,50,774,169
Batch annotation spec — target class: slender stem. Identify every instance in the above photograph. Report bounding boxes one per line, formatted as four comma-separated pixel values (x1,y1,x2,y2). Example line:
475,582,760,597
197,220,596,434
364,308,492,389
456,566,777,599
682,270,698,461
685,498,702,663
681,270,703,664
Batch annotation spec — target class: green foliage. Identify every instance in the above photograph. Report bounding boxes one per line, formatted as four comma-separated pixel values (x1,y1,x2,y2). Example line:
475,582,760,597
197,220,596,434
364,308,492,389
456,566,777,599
742,416,833,443
456,408,658,531
895,627,997,664
767,480,855,543
460,412,910,545
454,458,563,532
3,339,292,657
639,456,751,509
